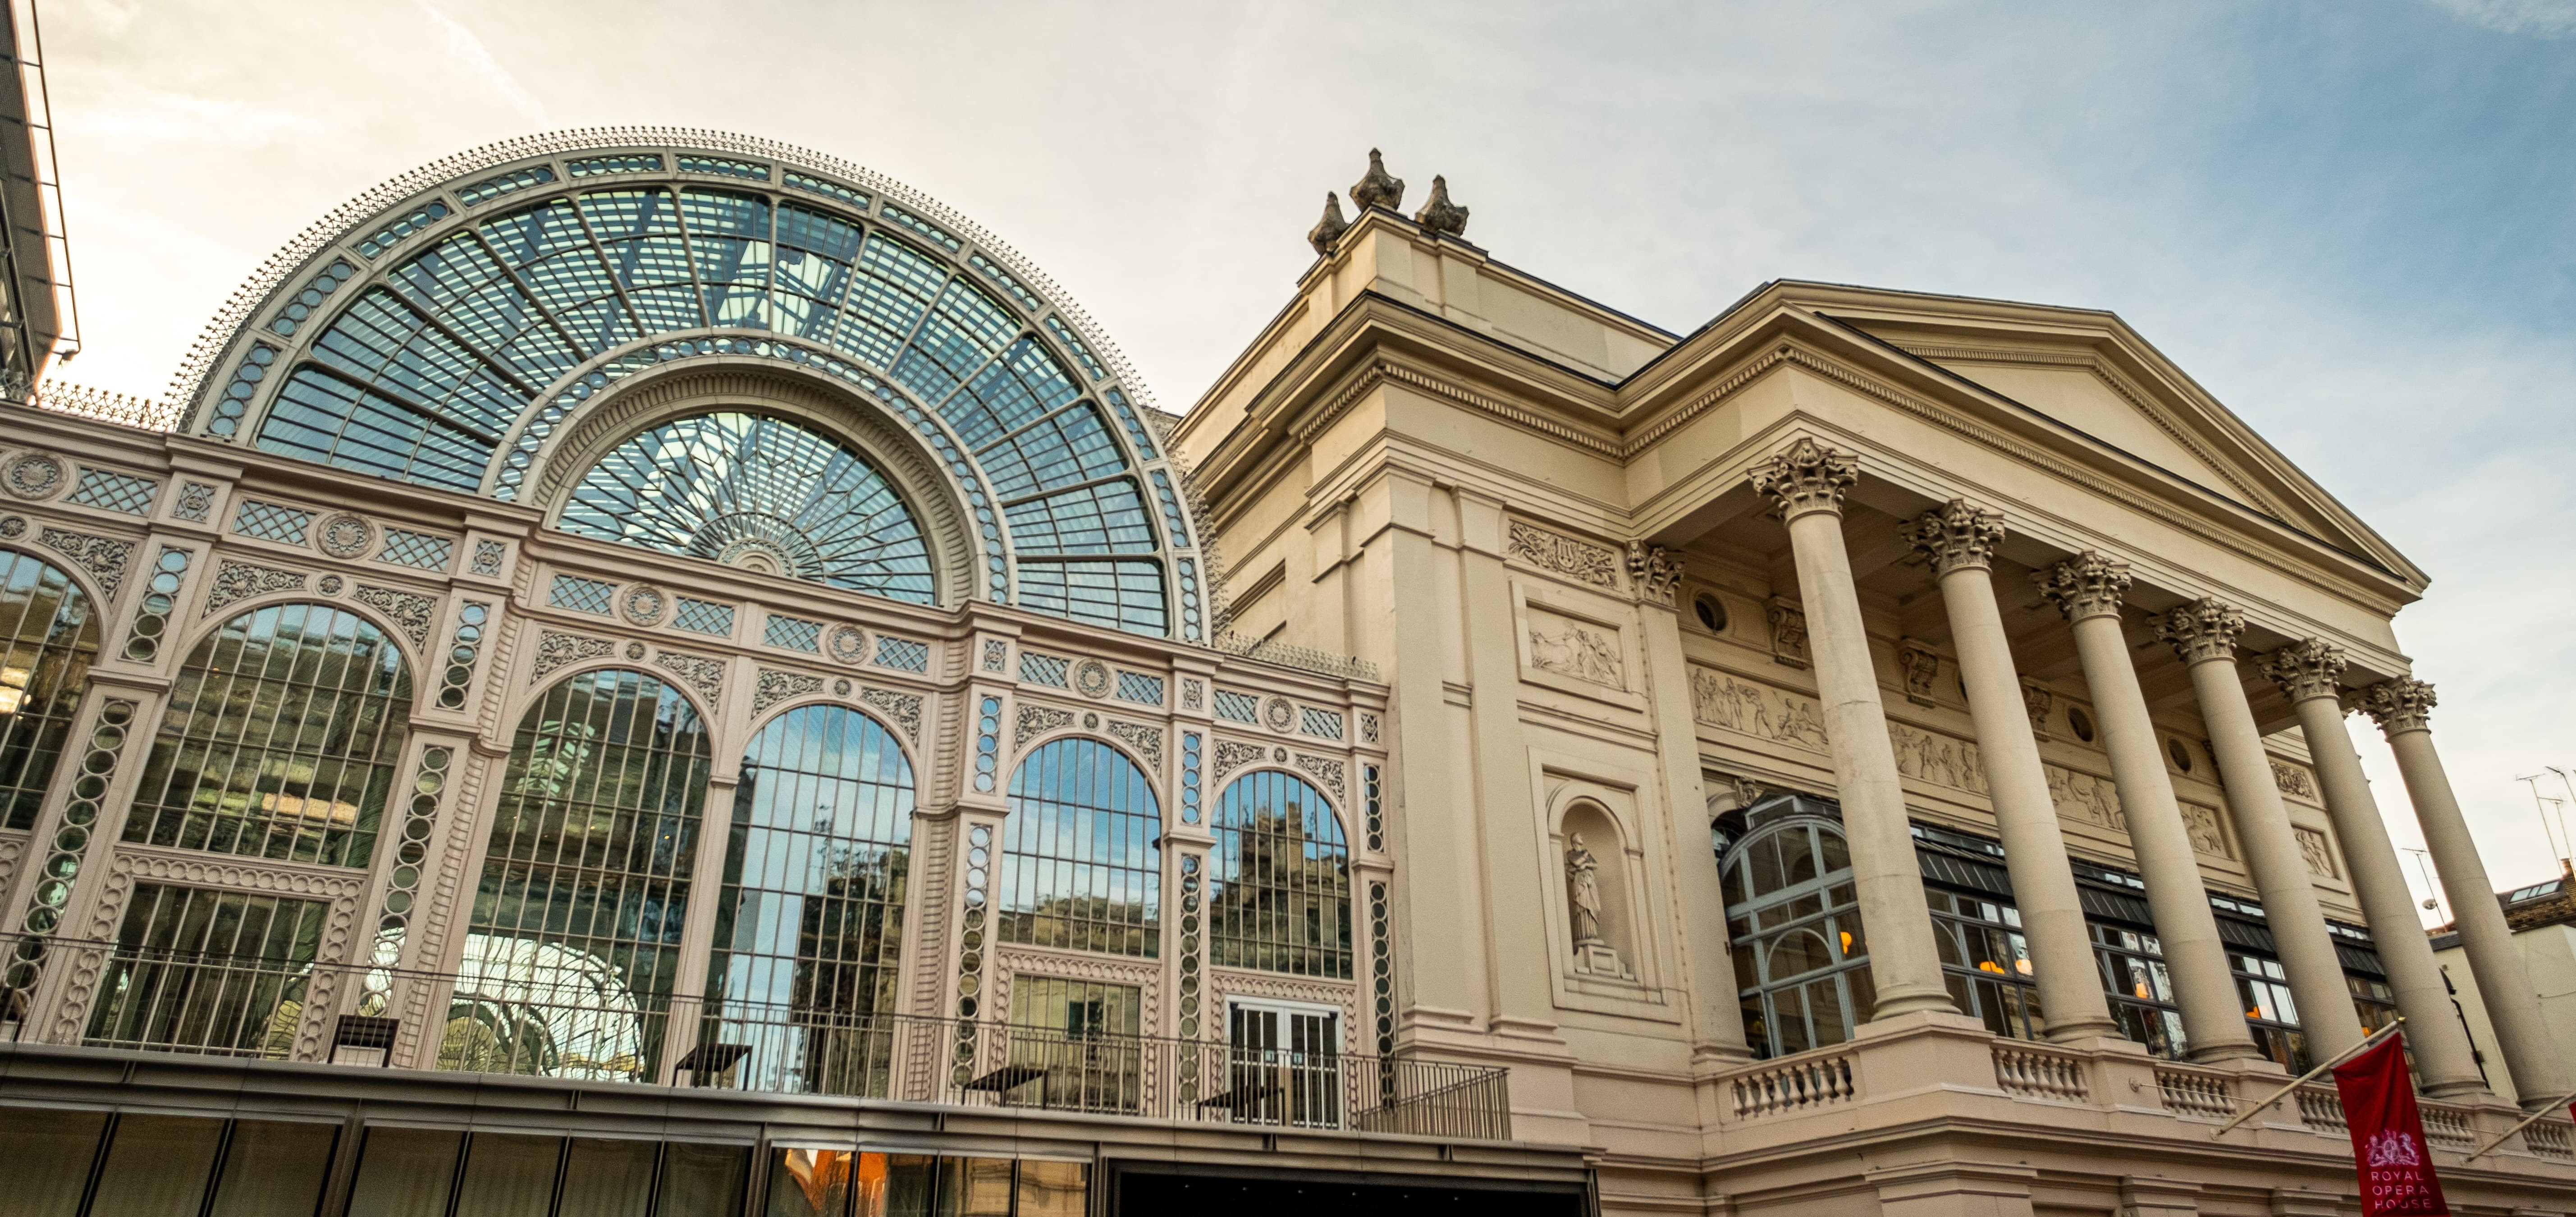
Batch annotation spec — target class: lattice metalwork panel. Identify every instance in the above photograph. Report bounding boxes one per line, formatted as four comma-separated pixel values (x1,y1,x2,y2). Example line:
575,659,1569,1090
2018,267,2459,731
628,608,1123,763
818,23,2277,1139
873,635,929,672
65,468,158,515
1301,708,1344,740
764,613,821,652
375,528,453,571
567,153,661,177
673,596,735,636
1212,690,1259,724
1019,652,1069,687
232,499,313,544
548,574,615,615
1115,672,1164,706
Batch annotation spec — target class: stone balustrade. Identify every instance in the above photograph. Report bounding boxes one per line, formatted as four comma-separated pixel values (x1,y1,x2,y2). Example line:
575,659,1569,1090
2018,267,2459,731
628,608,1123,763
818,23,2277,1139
1726,1052,1855,1120
1991,1042,2090,1103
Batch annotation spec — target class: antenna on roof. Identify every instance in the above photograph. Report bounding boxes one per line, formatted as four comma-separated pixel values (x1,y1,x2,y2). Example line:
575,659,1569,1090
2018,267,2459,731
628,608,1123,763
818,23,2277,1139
2518,770,2576,879
2404,847,2446,923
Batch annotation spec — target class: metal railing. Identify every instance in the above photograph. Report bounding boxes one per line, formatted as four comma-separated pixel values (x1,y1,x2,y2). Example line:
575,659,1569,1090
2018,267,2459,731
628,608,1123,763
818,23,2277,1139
0,935,1510,1140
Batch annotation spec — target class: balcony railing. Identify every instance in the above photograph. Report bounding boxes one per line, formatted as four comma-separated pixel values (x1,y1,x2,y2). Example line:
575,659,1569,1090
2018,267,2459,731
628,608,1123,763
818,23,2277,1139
0,935,1510,1141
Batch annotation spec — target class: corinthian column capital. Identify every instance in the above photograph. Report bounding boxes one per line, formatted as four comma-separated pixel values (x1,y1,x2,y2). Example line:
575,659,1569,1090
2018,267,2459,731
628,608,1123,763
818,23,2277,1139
2033,552,2132,623
2361,677,2437,735
1903,499,2005,576
1749,437,1858,520
2262,639,2348,704
2156,597,2245,666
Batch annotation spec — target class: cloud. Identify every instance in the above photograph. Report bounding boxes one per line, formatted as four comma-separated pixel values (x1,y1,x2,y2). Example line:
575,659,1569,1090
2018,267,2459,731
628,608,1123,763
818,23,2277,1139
410,0,547,124
69,88,334,147
2425,0,2576,36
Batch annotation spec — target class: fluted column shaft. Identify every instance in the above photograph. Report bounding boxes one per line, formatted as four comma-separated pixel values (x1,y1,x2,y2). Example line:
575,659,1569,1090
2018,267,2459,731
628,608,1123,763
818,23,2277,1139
2266,645,2484,1096
1909,502,2117,1041
2040,556,2259,1062
2159,601,2361,1061
1753,441,1954,1019
2367,679,2571,1108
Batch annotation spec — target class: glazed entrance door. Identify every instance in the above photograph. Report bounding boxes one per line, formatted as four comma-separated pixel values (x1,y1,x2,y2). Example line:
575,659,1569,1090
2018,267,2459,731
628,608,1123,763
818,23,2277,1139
1225,1000,1341,1128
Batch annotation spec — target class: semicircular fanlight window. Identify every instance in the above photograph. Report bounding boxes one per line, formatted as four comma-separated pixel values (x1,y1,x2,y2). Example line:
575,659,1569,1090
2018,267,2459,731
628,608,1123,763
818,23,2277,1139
558,412,935,602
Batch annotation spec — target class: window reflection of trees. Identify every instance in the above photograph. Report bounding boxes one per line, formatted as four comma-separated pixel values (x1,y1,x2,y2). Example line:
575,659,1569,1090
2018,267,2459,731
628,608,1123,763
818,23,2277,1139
123,602,411,867
0,548,97,831
453,669,710,1080
1209,771,1350,979
1719,798,1873,1059
701,704,914,1096
1000,738,1160,957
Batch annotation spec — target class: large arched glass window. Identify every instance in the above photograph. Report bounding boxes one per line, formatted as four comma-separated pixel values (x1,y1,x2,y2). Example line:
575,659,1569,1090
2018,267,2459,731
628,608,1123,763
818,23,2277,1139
702,705,914,1096
453,669,710,1080
122,603,411,868
1209,771,1350,979
558,413,935,602
1001,738,1159,957
0,548,99,830
1723,804,1872,1058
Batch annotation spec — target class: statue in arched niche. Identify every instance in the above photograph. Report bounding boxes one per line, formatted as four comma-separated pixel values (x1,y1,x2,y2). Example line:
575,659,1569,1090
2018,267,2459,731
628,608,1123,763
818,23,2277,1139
1565,831,1633,979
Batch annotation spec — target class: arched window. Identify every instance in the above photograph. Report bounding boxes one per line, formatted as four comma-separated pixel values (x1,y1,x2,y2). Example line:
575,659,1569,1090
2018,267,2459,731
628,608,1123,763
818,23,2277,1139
1722,802,1872,1058
0,548,99,830
123,602,411,868
455,669,710,1079
1001,738,1159,957
558,413,936,602
703,705,914,1096
1210,771,1350,979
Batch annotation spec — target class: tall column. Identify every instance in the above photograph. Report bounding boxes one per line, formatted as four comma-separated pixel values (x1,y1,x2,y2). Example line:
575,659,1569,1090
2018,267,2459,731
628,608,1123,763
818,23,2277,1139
1905,501,2117,1041
2036,556,2259,1062
2364,678,2571,1108
1631,543,1754,1063
2156,600,2362,1060
1749,439,1954,1019
2263,643,2486,1096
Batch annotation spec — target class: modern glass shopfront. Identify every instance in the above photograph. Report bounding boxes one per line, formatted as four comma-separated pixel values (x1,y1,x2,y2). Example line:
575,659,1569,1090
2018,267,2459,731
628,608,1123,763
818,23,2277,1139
0,1105,1085,1217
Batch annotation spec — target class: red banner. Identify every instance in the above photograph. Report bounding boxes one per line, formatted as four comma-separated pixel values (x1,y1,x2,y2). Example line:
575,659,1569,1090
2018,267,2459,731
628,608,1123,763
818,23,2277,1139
2333,1034,2449,1217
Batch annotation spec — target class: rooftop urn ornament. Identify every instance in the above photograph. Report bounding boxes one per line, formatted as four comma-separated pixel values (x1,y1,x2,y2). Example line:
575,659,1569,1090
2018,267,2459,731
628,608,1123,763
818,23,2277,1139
1350,148,1405,213
1414,175,1470,237
1306,191,1350,256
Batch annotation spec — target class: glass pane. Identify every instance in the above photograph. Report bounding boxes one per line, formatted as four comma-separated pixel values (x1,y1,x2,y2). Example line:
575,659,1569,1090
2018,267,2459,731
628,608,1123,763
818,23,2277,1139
1016,1161,1088,1217
1004,739,1167,960
347,1127,461,1217
1807,978,1850,1047
558,1138,656,1217
1746,834,1786,897
768,1148,855,1217
1817,830,1849,875
0,548,101,832
866,1153,936,1217
453,1133,560,1217
1770,986,1811,1056
657,1143,749,1217
1763,929,1831,981
1206,769,1349,978
1784,830,1819,886
1834,914,1866,961
938,1158,1013,1217
88,1113,224,1217
0,1106,107,1217
209,1120,339,1217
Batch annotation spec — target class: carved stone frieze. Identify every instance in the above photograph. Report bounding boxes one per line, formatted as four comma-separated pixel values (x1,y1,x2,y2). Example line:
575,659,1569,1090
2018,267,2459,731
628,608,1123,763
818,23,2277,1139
2296,826,2340,878
981,638,1007,673
204,560,307,615
353,583,436,646
752,668,825,716
1182,679,1203,712
1898,640,1940,707
470,539,508,577
1016,703,1074,749
1213,738,1268,782
2273,760,2316,800
861,686,924,743
1295,752,1345,802
2021,680,2054,741
1766,598,1809,669
2045,766,2126,831
1890,722,1985,794
1359,712,1378,744
1748,437,1858,519
1527,611,1623,688
2264,639,2347,704
2156,598,2245,666
1106,719,1163,770
37,527,136,600
654,649,726,707
1690,667,1830,752
2180,804,2232,859
2034,552,2132,623
1624,542,1680,606
530,631,616,681
1903,499,2005,576
1505,521,1618,589
173,481,216,523
2360,677,2436,735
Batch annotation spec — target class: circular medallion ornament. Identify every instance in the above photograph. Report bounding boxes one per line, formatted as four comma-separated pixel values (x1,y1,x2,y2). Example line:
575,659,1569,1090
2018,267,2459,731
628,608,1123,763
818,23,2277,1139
1073,659,1112,699
3,453,64,500
834,679,852,696
1272,747,1288,762
625,642,646,660
1083,712,1101,730
316,513,373,558
620,584,668,627
828,625,868,665
1263,696,1296,734
317,575,343,595
0,515,25,538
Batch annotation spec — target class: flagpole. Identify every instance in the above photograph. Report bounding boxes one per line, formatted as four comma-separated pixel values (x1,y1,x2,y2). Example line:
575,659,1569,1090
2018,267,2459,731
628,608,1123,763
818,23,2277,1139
2462,1084,2576,1161
2208,1017,2408,1139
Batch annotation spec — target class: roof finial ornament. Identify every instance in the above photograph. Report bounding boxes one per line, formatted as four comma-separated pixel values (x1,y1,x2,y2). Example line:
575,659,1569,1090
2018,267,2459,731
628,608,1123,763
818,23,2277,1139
1306,191,1350,257
1350,148,1405,213
1414,175,1469,237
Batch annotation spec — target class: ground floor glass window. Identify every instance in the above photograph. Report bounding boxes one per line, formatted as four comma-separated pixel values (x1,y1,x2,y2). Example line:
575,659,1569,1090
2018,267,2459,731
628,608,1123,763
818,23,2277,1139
2092,923,2187,1059
1929,890,2040,1041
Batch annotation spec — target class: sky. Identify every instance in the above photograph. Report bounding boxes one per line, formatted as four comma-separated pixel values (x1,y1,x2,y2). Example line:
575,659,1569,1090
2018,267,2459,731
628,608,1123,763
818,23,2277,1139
26,0,2576,918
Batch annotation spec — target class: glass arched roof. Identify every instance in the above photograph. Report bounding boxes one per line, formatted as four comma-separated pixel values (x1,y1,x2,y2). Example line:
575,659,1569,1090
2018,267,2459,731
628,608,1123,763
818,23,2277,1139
181,131,1204,641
